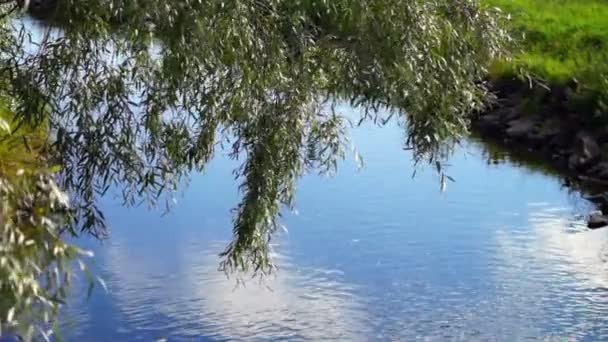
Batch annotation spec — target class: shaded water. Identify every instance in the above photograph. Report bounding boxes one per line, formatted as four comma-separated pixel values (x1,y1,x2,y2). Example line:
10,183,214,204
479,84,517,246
56,104,608,341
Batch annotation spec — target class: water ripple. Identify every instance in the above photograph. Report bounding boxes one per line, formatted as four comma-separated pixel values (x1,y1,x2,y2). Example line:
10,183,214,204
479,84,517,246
83,241,369,341
63,119,608,340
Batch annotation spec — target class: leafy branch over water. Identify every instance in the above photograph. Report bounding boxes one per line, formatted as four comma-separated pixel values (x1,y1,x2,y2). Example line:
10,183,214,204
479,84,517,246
0,0,508,335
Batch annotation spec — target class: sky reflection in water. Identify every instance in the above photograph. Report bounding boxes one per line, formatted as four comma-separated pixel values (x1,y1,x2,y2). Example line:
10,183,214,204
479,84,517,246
60,107,608,341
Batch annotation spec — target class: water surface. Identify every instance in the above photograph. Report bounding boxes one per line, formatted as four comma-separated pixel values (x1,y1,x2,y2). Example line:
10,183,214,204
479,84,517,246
63,106,608,341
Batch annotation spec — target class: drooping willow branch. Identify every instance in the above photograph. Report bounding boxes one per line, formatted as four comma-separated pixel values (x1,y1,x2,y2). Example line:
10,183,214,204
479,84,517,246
0,0,510,275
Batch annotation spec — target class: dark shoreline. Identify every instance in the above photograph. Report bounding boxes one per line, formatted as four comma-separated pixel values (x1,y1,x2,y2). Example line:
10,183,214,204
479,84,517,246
472,78,608,227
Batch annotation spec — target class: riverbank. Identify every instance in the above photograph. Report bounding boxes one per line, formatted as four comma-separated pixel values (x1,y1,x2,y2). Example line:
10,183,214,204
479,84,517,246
480,0,608,147
484,0,608,131
474,78,608,180
473,0,608,226
473,78,608,227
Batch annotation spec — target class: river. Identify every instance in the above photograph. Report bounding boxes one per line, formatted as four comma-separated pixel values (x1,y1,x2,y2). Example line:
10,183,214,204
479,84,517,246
50,103,608,341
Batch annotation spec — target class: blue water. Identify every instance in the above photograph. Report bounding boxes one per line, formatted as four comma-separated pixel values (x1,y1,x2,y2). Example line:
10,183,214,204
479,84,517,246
61,106,608,341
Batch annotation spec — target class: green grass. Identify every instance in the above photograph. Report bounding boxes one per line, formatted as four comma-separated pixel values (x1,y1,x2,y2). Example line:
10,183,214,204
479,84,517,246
486,0,608,88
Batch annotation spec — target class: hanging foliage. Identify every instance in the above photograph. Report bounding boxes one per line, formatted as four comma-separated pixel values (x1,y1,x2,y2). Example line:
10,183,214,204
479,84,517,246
0,0,509,336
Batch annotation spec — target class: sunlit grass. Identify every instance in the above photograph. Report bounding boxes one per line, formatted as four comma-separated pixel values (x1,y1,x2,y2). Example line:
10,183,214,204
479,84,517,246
487,0,608,88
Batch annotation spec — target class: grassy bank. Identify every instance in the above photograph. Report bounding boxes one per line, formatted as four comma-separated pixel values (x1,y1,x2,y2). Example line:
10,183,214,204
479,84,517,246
487,0,608,94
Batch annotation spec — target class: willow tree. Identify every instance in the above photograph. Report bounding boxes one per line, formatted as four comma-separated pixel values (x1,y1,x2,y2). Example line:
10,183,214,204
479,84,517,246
0,0,509,336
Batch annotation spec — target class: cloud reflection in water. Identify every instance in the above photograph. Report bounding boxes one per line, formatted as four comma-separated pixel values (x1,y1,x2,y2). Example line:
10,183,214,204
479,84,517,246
100,239,368,341
494,203,608,339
